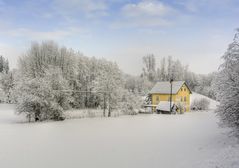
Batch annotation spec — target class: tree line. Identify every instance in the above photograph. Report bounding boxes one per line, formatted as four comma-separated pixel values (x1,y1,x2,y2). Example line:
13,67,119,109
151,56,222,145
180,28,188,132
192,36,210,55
0,41,142,121
124,54,216,100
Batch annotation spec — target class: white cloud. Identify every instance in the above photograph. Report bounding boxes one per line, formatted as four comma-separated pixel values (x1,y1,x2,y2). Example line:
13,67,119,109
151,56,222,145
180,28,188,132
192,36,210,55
122,0,173,17
112,0,176,29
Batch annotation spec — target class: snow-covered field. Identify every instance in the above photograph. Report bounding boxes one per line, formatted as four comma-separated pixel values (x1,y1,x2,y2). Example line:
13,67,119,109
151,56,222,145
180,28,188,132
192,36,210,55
0,99,238,168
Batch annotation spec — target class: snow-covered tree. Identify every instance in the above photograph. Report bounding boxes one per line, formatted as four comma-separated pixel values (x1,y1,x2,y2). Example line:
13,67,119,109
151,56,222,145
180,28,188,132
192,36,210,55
213,29,239,134
14,41,167,120
15,67,69,121
0,72,14,103
142,54,156,82
18,41,77,79
0,56,9,74
16,41,77,121
124,74,137,93
139,55,216,99
159,57,167,81
93,59,123,117
167,56,173,80
119,90,143,115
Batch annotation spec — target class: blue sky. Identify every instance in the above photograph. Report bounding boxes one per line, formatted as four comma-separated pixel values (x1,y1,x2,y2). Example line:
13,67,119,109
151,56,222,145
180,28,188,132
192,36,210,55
0,0,238,75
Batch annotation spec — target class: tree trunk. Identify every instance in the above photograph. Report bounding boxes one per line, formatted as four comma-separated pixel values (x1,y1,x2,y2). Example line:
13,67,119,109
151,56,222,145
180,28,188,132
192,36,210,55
103,93,106,117
108,94,111,117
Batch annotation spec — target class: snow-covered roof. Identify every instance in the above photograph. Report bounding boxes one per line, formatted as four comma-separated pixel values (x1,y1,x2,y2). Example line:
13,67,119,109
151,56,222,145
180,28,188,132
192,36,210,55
156,101,176,111
149,81,191,94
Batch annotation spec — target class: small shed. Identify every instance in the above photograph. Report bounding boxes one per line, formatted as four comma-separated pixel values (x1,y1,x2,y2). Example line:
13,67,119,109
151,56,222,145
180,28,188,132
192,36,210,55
156,101,177,114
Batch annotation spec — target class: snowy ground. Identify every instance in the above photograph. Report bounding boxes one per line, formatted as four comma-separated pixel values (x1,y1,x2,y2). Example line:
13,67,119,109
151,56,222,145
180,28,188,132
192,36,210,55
0,102,239,168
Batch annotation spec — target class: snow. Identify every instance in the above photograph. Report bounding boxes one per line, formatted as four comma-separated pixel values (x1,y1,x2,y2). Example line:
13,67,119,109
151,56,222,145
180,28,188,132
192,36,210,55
64,109,122,119
190,92,219,110
0,103,238,168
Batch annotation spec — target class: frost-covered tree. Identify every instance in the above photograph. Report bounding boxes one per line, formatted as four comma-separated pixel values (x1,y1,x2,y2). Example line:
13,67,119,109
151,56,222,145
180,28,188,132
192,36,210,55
15,67,69,121
93,59,123,117
167,56,173,80
213,29,239,134
16,41,76,121
119,90,143,115
194,73,216,99
0,72,14,103
0,56,9,74
139,55,216,99
18,41,77,79
159,57,167,81
0,56,11,103
142,54,156,82
14,41,153,120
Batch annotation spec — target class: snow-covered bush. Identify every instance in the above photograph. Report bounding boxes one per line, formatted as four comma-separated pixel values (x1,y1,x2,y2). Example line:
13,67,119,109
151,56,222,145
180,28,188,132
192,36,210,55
191,98,210,111
16,78,54,121
15,68,69,121
176,102,185,114
213,29,239,135
119,90,143,115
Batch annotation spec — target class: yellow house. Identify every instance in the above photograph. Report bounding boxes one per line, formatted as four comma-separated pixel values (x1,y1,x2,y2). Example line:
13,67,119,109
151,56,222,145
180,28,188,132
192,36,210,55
149,81,192,112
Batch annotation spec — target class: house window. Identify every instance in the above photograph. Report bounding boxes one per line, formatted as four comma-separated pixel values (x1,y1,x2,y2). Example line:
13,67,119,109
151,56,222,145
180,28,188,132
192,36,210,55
181,97,183,102
184,96,186,102
156,96,159,101
184,88,186,91
181,88,183,91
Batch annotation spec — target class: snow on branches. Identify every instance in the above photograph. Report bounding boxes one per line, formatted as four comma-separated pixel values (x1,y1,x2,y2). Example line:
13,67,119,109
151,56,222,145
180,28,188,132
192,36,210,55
15,41,139,121
213,29,239,134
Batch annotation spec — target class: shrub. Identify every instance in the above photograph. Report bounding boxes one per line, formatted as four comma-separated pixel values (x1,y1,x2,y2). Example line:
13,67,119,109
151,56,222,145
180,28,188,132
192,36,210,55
119,90,143,115
176,102,185,114
191,98,210,111
15,68,69,122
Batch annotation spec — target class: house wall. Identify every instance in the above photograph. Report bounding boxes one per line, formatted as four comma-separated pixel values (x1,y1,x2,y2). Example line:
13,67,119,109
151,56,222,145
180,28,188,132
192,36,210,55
151,94,176,112
151,84,191,112
175,84,190,111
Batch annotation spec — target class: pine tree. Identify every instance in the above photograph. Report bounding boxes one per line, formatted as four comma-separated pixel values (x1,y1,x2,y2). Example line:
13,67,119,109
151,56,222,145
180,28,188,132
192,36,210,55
213,29,239,134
